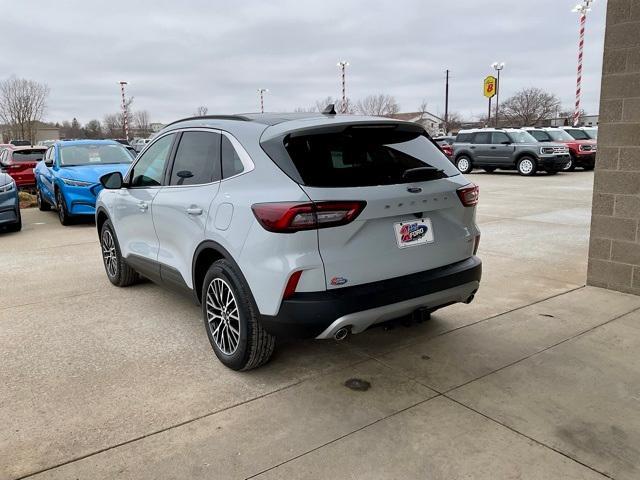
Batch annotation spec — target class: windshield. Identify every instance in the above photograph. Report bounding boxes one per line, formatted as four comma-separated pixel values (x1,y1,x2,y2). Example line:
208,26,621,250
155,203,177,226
546,130,575,142
583,128,597,139
283,128,459,187
564,128,590,140
13,149,46,162
60,144,133,166
508,131,537,143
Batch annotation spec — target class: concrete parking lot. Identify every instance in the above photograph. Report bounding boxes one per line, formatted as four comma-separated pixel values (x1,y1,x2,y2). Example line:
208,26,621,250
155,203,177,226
2,170,640,479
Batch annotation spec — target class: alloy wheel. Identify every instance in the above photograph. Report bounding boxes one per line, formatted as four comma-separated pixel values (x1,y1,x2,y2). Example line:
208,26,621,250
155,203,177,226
101,229,118,278
57,191,66,223
206,278,241,355
563,158,573,171
457,158,470,173
519,159,534,175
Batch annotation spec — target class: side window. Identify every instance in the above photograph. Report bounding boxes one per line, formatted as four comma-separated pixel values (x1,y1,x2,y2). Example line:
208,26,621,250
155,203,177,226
130,134,175,187
492,132,511,144
169,131,221,186
529,131,550,142
473,132,491,144
221,135,244,179
455,133,472,143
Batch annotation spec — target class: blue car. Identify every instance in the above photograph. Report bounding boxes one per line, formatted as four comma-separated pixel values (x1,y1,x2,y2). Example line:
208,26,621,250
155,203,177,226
0,172,20,232
34,140,133,225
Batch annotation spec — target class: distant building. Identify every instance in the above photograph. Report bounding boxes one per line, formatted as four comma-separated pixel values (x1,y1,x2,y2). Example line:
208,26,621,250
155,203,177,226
386,111,444,136
0,122,60,144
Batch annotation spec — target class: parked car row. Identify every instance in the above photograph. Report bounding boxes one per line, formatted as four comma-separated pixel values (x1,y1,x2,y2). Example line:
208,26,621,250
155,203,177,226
434,126,597,176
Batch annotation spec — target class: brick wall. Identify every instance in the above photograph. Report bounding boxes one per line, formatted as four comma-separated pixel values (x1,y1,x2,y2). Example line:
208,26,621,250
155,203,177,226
588,0,640,293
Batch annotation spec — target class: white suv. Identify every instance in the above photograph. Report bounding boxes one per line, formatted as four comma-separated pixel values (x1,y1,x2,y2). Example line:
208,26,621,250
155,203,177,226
96,111,482,370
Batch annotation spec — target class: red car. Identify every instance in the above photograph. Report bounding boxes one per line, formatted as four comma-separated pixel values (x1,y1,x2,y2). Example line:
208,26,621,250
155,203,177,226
524,127,596,171
0,146,47,187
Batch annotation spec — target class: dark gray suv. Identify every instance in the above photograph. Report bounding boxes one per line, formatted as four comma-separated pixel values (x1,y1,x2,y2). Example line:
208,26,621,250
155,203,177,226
452,128,571,176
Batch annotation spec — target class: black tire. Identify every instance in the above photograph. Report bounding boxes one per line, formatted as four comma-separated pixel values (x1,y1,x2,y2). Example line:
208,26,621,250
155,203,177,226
202,259,275,371
37,187,51,211
516,156,537,176
7,210,21,232
56,188,72,225
563,156,576,172
484,167,496,173
100,219,139,287
455,156,473,174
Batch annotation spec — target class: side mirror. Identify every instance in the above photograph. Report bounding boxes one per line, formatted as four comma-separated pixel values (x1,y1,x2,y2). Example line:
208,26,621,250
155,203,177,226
44,159,54,167
100,171,123,189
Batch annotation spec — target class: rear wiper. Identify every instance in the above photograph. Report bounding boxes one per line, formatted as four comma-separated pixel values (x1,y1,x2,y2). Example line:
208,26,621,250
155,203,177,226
402,166,445,181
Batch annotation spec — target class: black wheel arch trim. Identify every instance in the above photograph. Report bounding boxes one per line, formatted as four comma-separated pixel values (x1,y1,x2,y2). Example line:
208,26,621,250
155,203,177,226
192,240,252,306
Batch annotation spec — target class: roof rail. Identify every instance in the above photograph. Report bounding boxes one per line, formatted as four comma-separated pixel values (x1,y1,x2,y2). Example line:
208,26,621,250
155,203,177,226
164,114,252,128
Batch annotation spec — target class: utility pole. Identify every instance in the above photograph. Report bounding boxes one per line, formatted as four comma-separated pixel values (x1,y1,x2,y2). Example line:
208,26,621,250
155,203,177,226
257,88,268,114
572,0,594,126
444,69,449,134
337,60,349,113
119,81,129,141
491,62,505,127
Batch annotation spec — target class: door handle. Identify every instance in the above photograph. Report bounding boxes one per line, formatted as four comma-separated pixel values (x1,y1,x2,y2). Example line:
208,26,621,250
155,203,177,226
138,201,148,211
490,146,497,149
470,146,476,149
186,207,203,216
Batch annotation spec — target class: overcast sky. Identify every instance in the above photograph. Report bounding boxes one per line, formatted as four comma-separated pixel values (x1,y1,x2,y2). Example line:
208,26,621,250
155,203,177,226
3,0,607,124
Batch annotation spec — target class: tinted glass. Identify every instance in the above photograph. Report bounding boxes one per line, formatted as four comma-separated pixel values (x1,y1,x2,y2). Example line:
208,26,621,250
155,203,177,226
221,136,244,178
130,134,174,187
565,128,590,140
12,149,46,162
547,130,575,142
60,144,132,166
170,132,221,186
473,132,491,144
529,131,551,142
583,128,597,139
492,132,511,144
508,131,537,143
284,129,458,187
456,133,473,143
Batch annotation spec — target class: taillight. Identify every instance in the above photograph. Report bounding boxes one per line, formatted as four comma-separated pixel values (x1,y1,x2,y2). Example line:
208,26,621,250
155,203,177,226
457,184,479,207
283,270,303,299
252,201,366,233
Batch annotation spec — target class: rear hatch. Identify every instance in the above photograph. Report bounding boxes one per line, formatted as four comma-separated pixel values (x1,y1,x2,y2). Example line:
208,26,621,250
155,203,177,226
263,122,477,289
3,149,45,184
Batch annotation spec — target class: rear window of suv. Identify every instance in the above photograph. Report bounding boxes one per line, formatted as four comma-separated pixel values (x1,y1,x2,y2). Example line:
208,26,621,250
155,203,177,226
283,127,459,187
12,149,46,162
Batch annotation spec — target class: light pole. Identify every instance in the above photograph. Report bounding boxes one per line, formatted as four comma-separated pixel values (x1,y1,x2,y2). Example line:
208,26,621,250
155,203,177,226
337,60,349,113
257,88,268,114
491,62,505,127
572,0,594,126
119,81,129,140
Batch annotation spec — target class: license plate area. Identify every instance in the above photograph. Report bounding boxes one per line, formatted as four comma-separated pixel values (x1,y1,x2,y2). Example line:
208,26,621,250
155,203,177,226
394,218,434,248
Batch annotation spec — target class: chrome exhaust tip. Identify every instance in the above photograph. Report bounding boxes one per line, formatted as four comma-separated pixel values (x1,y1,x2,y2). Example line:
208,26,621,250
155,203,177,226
334,327,350,341
464,294,475,304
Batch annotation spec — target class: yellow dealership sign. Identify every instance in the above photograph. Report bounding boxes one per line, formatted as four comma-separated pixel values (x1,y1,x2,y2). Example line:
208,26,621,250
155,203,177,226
484,76,497,98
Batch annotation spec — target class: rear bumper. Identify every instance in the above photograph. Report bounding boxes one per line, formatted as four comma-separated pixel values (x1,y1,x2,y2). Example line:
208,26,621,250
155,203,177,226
261,256,482,339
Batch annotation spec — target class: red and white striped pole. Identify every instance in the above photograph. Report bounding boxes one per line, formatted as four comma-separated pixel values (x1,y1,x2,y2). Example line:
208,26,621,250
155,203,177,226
337,61,349,113
257,88,268,114
573,0,593,126
119,81,129,140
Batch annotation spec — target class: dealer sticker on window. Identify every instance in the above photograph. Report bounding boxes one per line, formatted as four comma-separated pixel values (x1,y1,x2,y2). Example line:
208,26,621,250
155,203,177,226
394,218,434,248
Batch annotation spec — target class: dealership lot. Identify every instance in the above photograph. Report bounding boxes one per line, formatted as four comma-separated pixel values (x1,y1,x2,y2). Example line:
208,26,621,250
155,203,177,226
2,171,640,479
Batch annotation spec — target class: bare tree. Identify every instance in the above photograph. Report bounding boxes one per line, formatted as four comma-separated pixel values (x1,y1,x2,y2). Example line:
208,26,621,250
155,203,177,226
500,88,562,126
83,119,103,139
0,76,50,143
134,110,151,137
315,96,356,114
103,113,121,138
194,106,208,116
356,94,400,116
